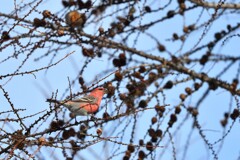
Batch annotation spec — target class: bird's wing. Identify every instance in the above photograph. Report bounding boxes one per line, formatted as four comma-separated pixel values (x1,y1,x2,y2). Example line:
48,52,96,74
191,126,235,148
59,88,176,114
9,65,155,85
71,95,97,104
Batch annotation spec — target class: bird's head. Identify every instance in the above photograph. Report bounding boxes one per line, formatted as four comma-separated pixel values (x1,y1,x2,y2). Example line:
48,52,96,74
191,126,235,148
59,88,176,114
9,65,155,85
89,87,107,97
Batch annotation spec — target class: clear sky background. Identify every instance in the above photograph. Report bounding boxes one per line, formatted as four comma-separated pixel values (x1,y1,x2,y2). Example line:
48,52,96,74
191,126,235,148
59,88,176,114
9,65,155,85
0,0,240,160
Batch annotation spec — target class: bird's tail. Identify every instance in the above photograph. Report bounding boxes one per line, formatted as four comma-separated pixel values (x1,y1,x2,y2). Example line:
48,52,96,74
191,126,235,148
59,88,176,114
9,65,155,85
46,99,60,103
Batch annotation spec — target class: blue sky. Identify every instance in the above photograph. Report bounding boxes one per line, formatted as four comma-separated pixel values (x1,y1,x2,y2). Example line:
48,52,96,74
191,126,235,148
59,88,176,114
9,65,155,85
0,0,240,160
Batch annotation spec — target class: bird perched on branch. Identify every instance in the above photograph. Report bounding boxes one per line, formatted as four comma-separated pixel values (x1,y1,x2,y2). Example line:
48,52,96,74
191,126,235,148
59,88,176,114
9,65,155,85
65,10,86,29
46,88,106,116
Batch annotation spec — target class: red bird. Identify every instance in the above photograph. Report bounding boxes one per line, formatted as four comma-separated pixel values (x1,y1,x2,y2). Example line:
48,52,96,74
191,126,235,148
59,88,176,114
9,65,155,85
47,88,106,116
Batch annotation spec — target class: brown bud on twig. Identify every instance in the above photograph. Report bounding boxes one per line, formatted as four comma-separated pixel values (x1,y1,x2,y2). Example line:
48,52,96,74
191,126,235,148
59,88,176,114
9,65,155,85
151,117,157,124
33,18,46,27
96,128,102,136
128,144,135,153
185,87,192,95
38,137,46,145
164,80,173,89
115,71,123,81
65,10,86,29
42,10,51,18
230,109,239,120
1,31,10,40
179,93,186,101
